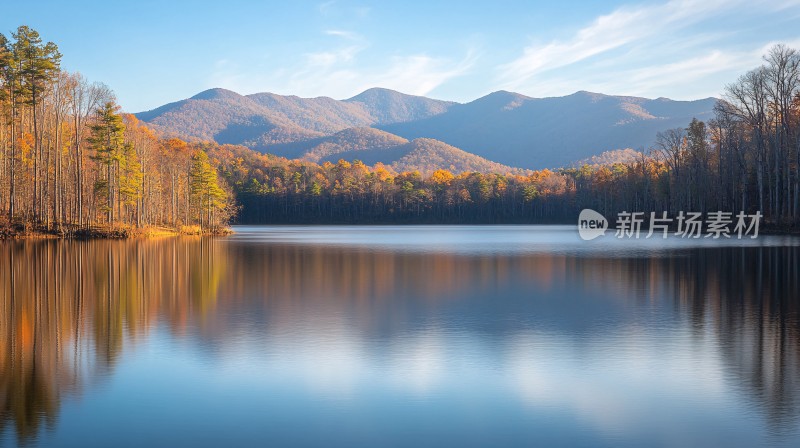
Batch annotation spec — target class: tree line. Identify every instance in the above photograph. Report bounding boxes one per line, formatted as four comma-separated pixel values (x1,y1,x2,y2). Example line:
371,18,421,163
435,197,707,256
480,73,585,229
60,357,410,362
0,26,232,235
207,142,574,223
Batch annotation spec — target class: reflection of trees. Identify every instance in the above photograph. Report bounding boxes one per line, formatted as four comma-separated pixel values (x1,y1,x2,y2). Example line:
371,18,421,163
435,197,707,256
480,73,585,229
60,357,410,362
0,238,223,444
566,248,800,430
0,239,798,441
673,247,800,432
223,243,800,430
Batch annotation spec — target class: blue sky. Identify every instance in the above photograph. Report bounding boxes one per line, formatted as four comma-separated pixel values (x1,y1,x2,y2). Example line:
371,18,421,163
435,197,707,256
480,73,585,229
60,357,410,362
3,0,800,112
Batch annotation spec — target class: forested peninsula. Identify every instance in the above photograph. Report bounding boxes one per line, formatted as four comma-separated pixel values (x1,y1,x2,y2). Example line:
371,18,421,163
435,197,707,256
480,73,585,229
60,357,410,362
1,26,799,237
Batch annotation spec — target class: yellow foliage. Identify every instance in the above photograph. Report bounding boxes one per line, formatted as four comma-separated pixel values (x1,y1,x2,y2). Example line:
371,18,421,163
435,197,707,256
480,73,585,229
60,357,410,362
430,169,455,185
20,133,35,165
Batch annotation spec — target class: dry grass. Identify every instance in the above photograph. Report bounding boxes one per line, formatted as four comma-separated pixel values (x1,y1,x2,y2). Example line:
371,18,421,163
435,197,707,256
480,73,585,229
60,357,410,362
139,226,180,237
0,220,233,240
178,225,203,235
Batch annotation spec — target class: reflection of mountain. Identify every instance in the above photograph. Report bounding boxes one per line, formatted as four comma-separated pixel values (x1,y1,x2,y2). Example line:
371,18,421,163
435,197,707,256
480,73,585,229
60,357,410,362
1,238,798,443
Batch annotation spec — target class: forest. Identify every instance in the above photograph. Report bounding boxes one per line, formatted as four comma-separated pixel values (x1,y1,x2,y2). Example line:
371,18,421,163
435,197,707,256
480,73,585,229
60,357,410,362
1,24,799,233
0,26,233,236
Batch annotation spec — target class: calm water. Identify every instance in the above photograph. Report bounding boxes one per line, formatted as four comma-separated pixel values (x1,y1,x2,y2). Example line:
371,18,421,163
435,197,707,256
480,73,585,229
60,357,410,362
1,225,800,447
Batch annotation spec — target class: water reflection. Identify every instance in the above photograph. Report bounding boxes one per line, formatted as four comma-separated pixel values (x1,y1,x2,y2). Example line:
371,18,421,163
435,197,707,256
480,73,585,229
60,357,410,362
1,229,799,446
0,238,223,443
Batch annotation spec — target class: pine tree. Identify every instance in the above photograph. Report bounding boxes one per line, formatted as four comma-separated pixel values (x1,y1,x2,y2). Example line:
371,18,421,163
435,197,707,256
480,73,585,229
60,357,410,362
12,26,61,221
189,150,226,228
89,101,126,223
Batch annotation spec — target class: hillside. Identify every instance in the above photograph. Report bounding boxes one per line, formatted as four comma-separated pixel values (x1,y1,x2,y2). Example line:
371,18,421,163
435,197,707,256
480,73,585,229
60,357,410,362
259,127,520,176
296,127,410,163
570,148,644,167
328,138,525,176
390,139,526,176
258,127,406,161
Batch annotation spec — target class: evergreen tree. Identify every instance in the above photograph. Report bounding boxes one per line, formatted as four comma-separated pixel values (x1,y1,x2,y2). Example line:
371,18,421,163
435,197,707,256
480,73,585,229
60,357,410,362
89,101,126,223
11,26,61,221
189,150,226,228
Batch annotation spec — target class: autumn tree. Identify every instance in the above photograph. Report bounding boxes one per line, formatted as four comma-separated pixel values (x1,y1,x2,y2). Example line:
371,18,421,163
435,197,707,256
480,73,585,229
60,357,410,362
189,150,227,228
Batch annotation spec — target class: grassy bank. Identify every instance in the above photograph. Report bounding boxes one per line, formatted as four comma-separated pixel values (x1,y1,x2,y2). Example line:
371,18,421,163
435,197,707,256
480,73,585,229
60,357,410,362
0,221,234,240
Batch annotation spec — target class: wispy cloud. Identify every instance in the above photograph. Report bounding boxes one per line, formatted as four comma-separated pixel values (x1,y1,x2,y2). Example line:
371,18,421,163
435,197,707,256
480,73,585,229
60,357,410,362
539,48,763,97
325,29,358,40
495,0,800,98
207,30,478,99
497,0,739,89
305,45,364,68
208,0,800,104
622,51,754,91
364,50,479,96
281,48,477,98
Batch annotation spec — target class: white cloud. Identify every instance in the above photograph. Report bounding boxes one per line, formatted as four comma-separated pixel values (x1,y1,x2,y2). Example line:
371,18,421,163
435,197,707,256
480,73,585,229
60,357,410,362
206,0,800,103
305,45,364,68
536,49,761,99
497,0,741,89
622,51,754,91
362,50,478,96
207,30,477,100
495,0,800,98
325,29,358,40
278,49,476,99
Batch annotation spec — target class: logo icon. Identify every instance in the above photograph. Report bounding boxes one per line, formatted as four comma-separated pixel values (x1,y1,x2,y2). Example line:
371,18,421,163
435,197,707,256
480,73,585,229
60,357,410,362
578,209,608,240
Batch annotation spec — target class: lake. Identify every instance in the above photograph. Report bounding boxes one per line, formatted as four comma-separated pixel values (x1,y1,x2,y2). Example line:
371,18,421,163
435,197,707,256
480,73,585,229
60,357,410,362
1,225,799,447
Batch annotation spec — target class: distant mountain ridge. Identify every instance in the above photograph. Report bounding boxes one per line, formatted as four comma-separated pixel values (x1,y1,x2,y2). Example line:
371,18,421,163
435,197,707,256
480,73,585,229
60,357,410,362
136,87,716,171
378,90,716,169
137,87,454,144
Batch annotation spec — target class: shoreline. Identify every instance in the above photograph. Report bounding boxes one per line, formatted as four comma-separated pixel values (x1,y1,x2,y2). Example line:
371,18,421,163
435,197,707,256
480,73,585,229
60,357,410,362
0,223,234,240
3,221,798,239
230,222,800,235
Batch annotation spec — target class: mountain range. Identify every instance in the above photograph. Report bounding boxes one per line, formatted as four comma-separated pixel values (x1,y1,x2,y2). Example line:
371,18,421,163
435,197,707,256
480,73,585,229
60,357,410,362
136,87,717,171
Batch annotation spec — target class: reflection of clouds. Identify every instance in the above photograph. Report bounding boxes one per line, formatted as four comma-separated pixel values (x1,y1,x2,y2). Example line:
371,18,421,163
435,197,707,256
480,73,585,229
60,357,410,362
285,319,368,397
387,330,446,395
507,331,636,434
216,318,449,398
211,319,737,437
216,312,371,399
505,328,732,438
